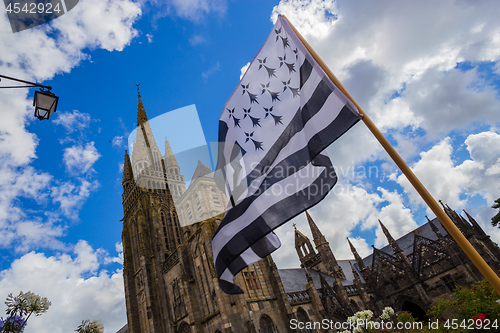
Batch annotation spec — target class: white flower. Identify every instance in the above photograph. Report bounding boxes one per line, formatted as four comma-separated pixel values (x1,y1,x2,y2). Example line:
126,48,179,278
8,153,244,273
383,306,395,315
381,312,390,320
4,291,51,317
380,306,395,320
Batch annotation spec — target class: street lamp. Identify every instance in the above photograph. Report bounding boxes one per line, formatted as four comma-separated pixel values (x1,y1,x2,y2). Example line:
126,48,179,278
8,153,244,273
0,74,59,120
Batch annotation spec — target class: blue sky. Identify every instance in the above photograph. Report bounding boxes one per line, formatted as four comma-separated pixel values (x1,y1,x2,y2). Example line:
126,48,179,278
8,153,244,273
1,0,500,332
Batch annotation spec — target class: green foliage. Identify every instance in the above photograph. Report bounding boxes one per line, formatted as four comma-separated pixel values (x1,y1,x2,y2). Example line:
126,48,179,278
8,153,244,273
75,319,104,333
492,198,500,228
427,279,500,332
397,311,416,323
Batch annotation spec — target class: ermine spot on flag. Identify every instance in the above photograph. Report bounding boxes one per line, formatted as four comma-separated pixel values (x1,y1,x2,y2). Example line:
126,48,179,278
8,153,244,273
212,15,361,294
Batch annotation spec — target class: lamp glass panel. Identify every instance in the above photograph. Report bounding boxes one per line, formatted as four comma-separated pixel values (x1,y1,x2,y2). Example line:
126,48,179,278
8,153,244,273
35,92,57,110
35,109,49,120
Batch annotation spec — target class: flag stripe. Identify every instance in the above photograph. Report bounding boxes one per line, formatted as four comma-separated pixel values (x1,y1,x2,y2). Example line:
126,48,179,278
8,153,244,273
217,126,333,232
218,120,229,144
216,103,356,236
229,88,353,207
308,105,360,156
215,156,336,276
300,58,313,89
241,78,333,186
218,232,280,294
213,153,334,258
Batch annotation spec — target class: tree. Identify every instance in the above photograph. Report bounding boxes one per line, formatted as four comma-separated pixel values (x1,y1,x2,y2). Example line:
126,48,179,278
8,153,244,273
75,319,104,333
492,198,500,228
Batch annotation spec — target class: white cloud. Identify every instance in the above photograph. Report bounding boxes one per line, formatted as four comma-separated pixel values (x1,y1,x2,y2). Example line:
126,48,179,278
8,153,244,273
51,179,100,218
0,241,125,333
189,34,206,46
0,1,141,82
268,0,500,264
371,188,418,247
0,89,38,167
271,0,500,138
0,166,54,251
394,138,468,209
63,142,101,175
201,62,220,82
53,110,93,134
273,181,417,266
146,33,153,43
138,0,226,22
0,0,141,251
271,0,338,40
395,131,500,212
9,219,67,253
51,0,142,54
112,135,124,148
165,0,226,21
401,67,500,137
106,242,124,265
240,62,250,80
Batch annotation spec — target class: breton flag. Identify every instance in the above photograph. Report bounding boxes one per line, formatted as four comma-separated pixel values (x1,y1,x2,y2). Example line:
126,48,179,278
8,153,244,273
212,15,361,294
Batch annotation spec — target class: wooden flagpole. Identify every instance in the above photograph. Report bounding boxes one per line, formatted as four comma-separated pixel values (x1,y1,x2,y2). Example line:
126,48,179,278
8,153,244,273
281,14,500,296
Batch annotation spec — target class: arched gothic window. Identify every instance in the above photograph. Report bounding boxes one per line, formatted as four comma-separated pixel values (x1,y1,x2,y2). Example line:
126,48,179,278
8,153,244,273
160,210,169,252
296,308,313,333
211,187,221,207
259,315,277,333
186,204,193,224
194,193,202,214
177,321,191,333
172,211,182,245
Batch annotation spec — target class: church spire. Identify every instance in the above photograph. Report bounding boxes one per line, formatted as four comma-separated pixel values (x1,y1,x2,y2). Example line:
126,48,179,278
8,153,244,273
306,210,325,245
136,84,149,127
122,150,133,184
463,210,486,236
378,220,423,288
348,238,367,271
305,211,345,279
439,200,469,231
426,216,443,239
379,220,403,254
164,136,179,168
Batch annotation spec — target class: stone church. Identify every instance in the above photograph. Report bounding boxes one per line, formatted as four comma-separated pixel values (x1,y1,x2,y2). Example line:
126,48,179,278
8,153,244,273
119,93,500,333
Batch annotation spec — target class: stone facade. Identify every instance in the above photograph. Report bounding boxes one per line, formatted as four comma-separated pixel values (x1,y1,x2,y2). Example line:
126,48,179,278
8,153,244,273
120,94,500,332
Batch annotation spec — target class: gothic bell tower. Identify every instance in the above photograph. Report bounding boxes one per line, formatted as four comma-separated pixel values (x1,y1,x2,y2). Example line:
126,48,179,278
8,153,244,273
121,90,184,333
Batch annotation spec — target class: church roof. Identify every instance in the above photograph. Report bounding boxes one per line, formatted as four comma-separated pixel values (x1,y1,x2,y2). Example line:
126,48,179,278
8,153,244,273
278,262,362,293
190,160,213,181
279,218,449,294
359,217,448,269
278,268,337,293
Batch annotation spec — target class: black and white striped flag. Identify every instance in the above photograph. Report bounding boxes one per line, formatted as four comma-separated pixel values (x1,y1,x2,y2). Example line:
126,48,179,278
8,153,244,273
212,15,361,294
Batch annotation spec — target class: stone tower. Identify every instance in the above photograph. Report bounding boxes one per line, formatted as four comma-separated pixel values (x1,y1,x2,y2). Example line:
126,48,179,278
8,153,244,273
294,223,318,269
121,92,184,333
